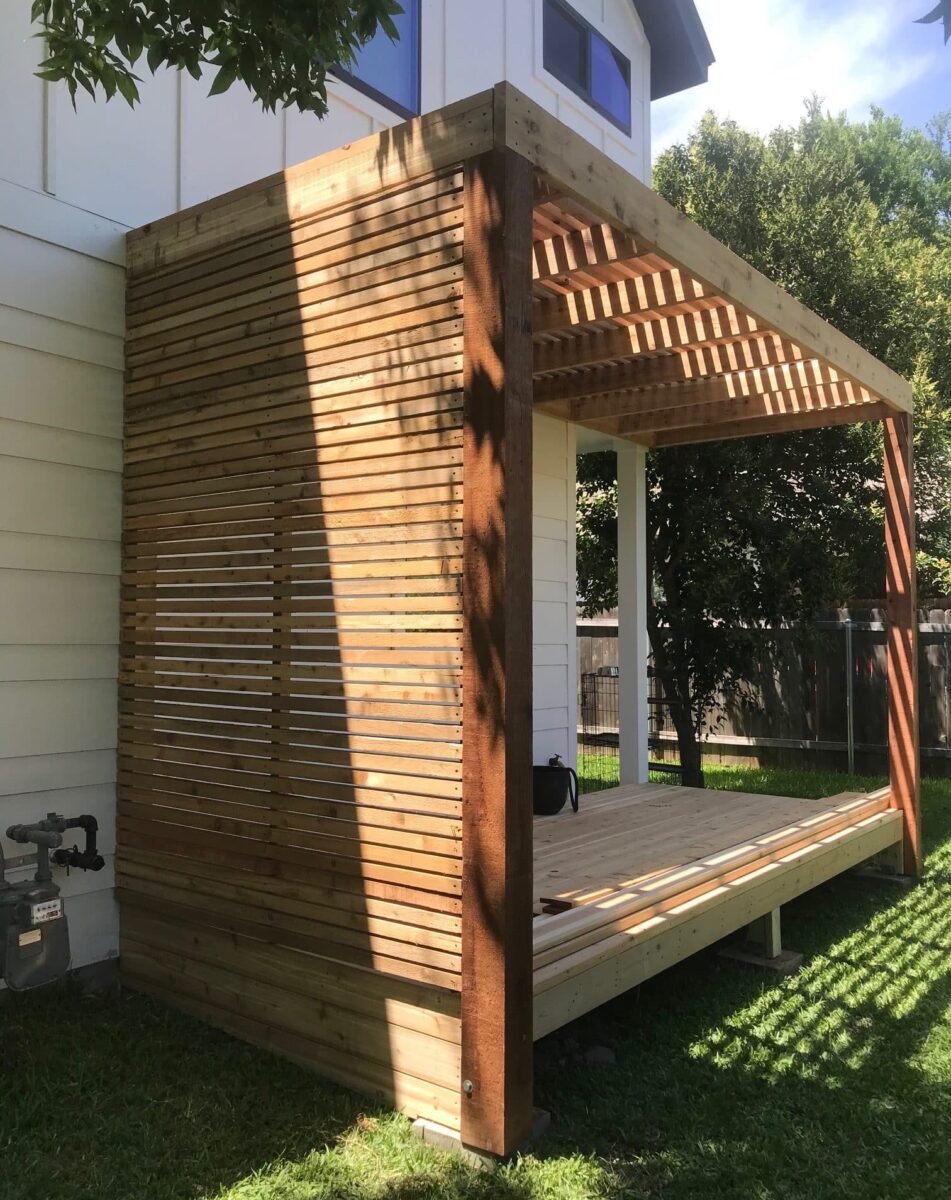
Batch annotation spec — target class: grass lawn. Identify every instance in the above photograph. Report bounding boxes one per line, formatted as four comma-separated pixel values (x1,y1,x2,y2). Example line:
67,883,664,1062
3,767,951,1200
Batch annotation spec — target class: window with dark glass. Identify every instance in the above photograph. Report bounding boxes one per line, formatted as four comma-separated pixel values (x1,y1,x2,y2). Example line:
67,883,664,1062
542,0,631,134
333,0,421,119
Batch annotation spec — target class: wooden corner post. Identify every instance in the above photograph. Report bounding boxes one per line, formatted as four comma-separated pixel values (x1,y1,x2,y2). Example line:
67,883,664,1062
883,412,922,876
460,146,535,1157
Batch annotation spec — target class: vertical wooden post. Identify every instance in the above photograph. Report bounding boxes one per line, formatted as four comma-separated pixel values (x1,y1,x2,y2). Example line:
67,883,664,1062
883,412,922,876
460,147,535,1157
617,444,649,784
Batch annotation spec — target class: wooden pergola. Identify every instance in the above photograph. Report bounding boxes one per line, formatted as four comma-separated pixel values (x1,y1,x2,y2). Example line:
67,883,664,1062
118,83,919,1163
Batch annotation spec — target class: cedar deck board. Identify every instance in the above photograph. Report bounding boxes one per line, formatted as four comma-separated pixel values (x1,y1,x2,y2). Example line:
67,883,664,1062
533,783,884,908
531,783,904,1039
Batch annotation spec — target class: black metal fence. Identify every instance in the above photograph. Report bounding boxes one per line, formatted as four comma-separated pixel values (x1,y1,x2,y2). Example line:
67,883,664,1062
577,606,951,785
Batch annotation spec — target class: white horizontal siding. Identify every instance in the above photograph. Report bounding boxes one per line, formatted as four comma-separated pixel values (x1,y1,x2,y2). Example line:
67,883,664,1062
0,2,125,974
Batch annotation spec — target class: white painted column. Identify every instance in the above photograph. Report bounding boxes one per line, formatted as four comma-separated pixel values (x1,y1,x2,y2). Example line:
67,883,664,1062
617,444,649,783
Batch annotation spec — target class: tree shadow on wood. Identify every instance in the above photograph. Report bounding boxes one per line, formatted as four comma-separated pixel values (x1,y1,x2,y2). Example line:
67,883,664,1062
119,140,468,1144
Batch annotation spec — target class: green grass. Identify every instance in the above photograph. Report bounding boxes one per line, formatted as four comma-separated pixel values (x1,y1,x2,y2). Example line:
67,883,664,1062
3,768,951,1200
580,751,897,801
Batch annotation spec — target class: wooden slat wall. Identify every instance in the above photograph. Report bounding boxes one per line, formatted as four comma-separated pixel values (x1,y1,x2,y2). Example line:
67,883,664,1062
118,166,466,1129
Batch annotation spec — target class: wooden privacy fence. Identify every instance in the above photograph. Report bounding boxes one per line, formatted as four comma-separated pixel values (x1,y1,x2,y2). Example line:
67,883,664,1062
119,163,469,1129
578,606,951,776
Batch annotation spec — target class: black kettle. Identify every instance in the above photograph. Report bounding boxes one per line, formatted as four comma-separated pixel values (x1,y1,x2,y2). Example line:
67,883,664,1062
532,755,579,816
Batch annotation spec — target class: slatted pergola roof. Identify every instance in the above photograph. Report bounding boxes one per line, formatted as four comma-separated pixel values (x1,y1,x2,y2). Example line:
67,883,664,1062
518,88,911,447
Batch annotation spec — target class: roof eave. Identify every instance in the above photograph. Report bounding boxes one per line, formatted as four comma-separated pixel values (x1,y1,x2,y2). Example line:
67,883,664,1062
632,0,715,101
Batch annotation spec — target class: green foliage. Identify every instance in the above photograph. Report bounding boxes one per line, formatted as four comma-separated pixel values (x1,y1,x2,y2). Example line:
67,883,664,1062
579,104,951,762
31,0,404,114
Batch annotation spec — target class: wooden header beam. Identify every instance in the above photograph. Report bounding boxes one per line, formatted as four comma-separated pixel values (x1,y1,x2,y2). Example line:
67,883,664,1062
542,374,873,428
534,307,765,373
128,89,495,275
645,401,891,447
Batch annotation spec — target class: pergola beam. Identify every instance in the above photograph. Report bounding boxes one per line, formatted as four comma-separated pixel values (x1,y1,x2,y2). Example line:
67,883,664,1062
531,223,637,283
533,270,708,334
532,336,812,406
646,401,891,447
591,386,882,437
542,371,875,427
533,306,766,373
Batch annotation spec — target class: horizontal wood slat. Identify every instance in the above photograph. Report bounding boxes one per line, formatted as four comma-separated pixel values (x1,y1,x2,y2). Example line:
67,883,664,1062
120,165,467,1130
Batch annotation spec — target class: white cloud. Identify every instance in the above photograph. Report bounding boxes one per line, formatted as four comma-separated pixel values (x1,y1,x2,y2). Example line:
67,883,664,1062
652,0,939,156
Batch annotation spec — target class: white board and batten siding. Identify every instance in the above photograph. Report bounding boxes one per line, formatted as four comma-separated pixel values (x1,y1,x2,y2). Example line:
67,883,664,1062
0,0,651,970
534,416,580,769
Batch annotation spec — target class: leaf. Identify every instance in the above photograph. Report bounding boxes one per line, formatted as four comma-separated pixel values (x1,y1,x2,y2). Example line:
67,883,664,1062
115,71,140,105
147,39,166,73
74,67,96,99
100,64,117,99
208,62,237,96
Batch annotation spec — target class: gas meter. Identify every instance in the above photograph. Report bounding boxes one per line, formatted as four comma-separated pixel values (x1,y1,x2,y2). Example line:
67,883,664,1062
0,813,104,990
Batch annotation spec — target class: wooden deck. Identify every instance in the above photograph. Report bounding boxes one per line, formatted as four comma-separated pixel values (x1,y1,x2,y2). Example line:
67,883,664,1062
532,783,903,1039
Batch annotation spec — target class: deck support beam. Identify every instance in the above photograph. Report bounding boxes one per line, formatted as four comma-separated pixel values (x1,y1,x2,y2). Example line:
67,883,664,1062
720,907,803,975
884,412,922,877
460,147,535,1158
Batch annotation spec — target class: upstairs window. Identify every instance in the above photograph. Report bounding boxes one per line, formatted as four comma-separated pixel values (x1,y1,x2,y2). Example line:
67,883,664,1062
543,0,632,134
333,0,421,119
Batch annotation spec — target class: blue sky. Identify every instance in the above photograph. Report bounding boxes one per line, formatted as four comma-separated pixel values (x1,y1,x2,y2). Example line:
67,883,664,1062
653,0,951,155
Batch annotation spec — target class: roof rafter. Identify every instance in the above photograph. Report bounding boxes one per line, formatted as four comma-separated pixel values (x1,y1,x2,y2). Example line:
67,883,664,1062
533,306,773,373
531,223,638,283
533,270,709,334
530,343,826,408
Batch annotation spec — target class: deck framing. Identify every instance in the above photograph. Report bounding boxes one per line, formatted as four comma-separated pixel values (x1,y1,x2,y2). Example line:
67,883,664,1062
530,783,902,1040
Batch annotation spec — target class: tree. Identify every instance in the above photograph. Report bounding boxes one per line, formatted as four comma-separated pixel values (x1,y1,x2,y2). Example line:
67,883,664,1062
31,0,403,113
577,104,951,785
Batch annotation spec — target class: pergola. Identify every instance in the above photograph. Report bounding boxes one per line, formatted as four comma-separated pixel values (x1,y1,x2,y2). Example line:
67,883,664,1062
118,83,920,1162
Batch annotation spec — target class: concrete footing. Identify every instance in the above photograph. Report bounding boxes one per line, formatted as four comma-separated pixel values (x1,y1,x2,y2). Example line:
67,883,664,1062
719,943,804,975
411,1108,551,1169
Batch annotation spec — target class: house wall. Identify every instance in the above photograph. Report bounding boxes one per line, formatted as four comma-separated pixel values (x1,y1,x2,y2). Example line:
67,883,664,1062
0,1,650,972
534,415,579,769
